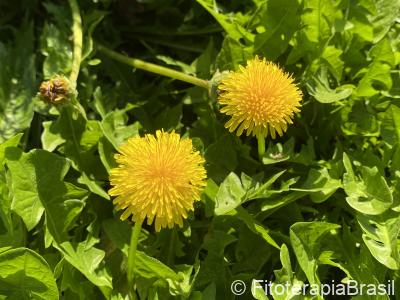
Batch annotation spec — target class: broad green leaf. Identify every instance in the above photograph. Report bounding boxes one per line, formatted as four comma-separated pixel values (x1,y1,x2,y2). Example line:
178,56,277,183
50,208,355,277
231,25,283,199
56,241,112,289
290,222,340,285
101,104,139,150
355,63,392,97
254,0,300,60
320,46,344,81
370,0,400,43
40,3,72,78
215,37,253,70
0,23,35,142
287,0,335,63
341,101,380,136
355,38,394,97
0,247,58,299
214,172,245,215
6,149,87,239
348,1,374,41
262,137,316,166
292,167,341,203
358,211,400,270
0,134,22,165
318,224,390,300
42,106,109,199
343,153,392,214
41,121,66,152
276,244,293,282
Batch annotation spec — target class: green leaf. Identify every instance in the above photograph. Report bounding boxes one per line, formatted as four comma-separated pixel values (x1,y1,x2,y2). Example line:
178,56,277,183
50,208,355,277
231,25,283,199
292,167,341,203
41,121,66,152
214,172,245,215
236,207,280,249
0,247,58,299
0,23,35,142
103,218,196,295
56,241,112,289
40,3,72,78
358,211,400,270
135,251,180,282
195,0,254,42
290,222,340,285
252,280,270,300
6,149,87,239
307,68,352,104
320,46,344,81
205,135,238,172
318,224,390,299
370,0,400,43
260,191,305,213
270,245,305,300
101,104,139,150
154,103,183,131
287,0,336,63
81,10,107,62
0,134,22,165
42,106,109,199
254,0,300,60
343,153,392,215
355,38,394,97
245,170,286,200
216,37,253,70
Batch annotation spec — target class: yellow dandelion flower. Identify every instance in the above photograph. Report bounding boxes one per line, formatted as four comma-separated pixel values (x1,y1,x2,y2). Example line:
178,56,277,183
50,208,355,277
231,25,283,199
109,130,206,231
218,57,302,139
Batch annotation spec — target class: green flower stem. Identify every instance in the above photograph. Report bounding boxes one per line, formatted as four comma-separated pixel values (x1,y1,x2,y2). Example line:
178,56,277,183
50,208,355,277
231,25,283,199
127,220,143,299
97,44,210,90
257,135,266,160
68,0,83,85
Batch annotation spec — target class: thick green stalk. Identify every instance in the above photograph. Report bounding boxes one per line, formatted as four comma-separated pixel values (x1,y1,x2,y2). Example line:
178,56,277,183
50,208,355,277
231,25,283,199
97,44,210,90
127,220,143,299
257,135,266,160
68,0,83,84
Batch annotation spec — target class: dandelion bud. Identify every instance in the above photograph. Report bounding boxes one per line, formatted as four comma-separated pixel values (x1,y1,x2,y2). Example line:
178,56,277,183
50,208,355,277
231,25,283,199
38,75,73,105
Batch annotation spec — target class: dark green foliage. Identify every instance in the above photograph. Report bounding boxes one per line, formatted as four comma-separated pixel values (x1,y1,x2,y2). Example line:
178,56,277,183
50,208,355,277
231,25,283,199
0,0,400,299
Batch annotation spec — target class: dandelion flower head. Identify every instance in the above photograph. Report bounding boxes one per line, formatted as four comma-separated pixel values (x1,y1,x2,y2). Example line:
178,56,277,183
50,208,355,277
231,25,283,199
218,57,302,139
109,130,206,231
